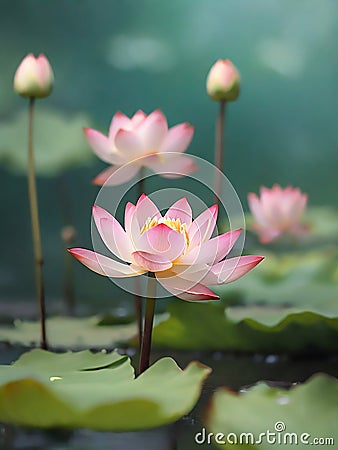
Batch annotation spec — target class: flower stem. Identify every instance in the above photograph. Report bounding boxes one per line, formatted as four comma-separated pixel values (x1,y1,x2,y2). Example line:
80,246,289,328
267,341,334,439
27,97,48,350
134,167,145,349
134,278,143,349
58,175,76,315
139,272,156,374
214,100,226,206
63,235,76,316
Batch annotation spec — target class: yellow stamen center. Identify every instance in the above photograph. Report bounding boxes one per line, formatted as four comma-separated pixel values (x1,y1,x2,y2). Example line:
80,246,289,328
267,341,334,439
141,217,190,247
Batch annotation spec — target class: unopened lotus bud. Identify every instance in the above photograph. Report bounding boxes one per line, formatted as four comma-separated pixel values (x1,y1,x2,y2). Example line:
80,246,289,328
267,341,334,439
14,53,54,99
206,59,240,102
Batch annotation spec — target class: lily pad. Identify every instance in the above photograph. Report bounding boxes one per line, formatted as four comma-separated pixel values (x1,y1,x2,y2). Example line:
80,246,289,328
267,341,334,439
13,348,127,371
226,309,338,353
226,305,338,327
203,246,337,353
0,107,94,176
0,350,211,431
0,316,137,349
152,301,338,354
206,374,337,449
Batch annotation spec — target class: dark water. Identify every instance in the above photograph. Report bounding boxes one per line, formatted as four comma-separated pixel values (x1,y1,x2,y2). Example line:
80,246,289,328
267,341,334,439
1,347,338,450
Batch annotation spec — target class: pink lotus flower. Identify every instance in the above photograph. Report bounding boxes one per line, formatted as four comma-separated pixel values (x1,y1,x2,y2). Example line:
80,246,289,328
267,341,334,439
14,53,54,99
84,110,197,186
206,59,240,102
69,195,263,301
248,184,308,243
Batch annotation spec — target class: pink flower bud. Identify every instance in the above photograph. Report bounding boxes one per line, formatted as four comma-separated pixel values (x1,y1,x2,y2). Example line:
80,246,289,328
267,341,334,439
14,53,54,99
206,59,240,102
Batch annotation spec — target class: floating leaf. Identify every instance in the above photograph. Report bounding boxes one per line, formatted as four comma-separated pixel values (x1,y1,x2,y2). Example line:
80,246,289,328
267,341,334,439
226,309,338,353
0,108,94,176
0,316,137,349
226,305,338,327
206,374,337,449
153,302,236,351
0,351,210,431
13,348,127,371
152,301,338,354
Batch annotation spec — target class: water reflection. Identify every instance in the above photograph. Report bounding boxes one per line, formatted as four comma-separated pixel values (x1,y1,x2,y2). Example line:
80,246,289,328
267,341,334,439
1,425,178,450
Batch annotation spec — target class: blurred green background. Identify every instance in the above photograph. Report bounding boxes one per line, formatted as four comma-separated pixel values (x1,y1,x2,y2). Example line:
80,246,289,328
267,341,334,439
0,0,337,310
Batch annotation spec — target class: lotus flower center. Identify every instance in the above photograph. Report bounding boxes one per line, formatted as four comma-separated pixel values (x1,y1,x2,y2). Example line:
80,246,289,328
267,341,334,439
141,217,190,246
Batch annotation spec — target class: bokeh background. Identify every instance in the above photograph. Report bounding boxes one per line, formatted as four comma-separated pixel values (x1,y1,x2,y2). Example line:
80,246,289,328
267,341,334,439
0,0,337,311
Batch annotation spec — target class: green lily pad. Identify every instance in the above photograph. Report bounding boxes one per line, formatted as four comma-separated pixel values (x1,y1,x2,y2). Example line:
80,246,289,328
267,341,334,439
151,247,338,354
0,350,211,431
0,316,137,349
13,348,127,371
152,301,338,354
226,308,338,353
0,107,94,176
153,301,234,351
206,374,337,449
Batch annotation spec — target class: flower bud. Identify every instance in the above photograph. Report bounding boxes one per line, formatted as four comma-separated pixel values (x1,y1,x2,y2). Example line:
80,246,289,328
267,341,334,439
206,59,240,102
14,53,54,99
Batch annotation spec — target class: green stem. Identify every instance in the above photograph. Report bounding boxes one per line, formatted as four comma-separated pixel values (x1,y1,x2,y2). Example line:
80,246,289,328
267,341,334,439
64,239,75,316
214,100,226,206
139,272,156,374
27,97,48,350
134,167,145,349
134,278,143,349
58,175,76,315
